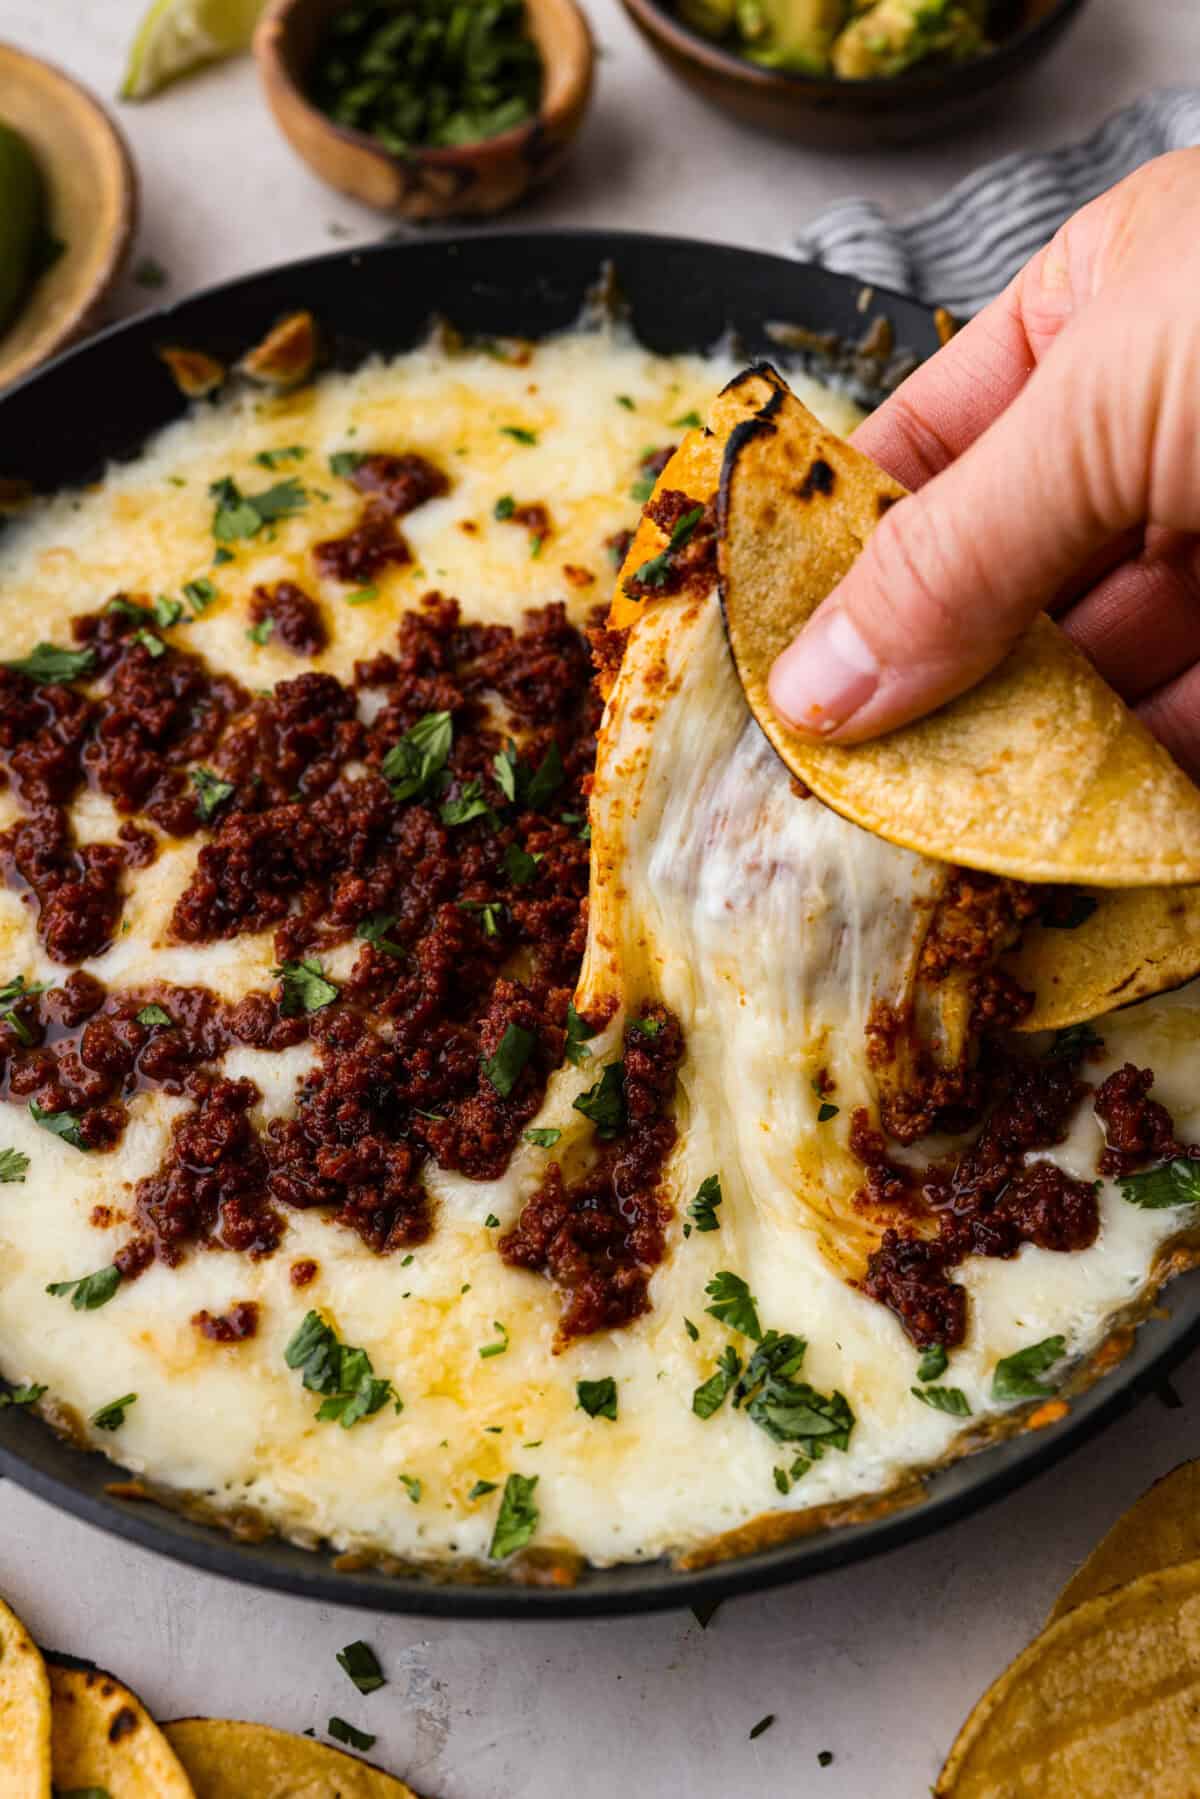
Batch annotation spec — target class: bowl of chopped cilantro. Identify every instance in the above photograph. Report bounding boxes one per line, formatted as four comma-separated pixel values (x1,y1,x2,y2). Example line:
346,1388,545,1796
255,0,594,219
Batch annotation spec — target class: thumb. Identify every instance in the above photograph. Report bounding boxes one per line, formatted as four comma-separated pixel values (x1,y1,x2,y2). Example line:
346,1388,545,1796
767,305,1151,744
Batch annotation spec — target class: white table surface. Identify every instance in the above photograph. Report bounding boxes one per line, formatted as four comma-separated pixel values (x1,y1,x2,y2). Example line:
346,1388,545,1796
3,2,1200,1794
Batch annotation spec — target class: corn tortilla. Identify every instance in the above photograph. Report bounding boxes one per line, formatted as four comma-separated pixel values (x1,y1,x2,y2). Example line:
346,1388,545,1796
165,1717,419,1797
0,1595,51,1799
47,1658,193,1796
1050,1460,1200,1624
939,1560,1200,1796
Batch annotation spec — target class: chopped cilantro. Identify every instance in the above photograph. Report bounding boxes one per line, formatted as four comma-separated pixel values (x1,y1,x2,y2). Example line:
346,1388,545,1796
749,1715,775,1741
992,1335,1067,1402
704,1271,761,1341
381,711,453,804
46,1265,122,1310
911,1385,971,1416
328,1717,375,1752
3,642,94,684
131,628,166,659
247,616,275,646
210,474,306,541
255,445,307,469
530,534,544,559
492,737,563,810
626,506,702,592
29,1102,88,1151
1046,1023,1103,1063
686,1174,722,1235
730,1331,855,1467
274,959,339,1016
616,394,635,410
504,842,541,886
524,1127,561,1148
134,255,168,288
183,577,216,612
91,1392,136,1431
212,546,234,567
355,913,406,959
817,1101,839,1122
499,426,537,445
0,1382,44,1408
692,1344,741,1419
136,1005,172,1028
459,899,505,937
0,1149,29,1184
345,585,378,605
337,1640,385,1694
440,779,495,828
398,1474,422,1503
917,1343,948,1382
329,450,368,477
190,765,235,822
479,1321,509,1360
153,594,185,628
576,1376,617,1420
564,1000,597,1067
488,1471,539,1558
672,410,703,428
284,1310,400,1428
481,1023,535,1098
1119,1158,1200,1209
628,1016,662,1037
573,1062,626,1139
683,1316,699,1342
494,494,516,520
484,1212,501,1228
468,1479,498,1500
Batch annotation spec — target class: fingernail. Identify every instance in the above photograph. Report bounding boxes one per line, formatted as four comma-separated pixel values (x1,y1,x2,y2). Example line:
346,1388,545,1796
768,605,880,736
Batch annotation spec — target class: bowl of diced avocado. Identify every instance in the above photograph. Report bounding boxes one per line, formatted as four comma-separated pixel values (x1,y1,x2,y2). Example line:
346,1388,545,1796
618,0,1091,145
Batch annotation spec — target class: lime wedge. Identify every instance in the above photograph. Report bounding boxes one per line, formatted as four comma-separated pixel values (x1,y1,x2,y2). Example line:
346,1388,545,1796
120,0,267,100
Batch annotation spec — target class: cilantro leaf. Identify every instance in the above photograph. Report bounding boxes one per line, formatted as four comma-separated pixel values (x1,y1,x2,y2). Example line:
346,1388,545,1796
210,474,306,541
729,1331,855,1459
704,1271,761,1341
672,410,703,428
328,1717,376,1752
4,643,95,684
524,743,564,810
183,577,216,612
459,899,504,937
686,1174,722,1235
479,1321,509,1360
329,450,368,477
0,1149,29,1184
692,1345,741,1419
190,765,235,822
626,506,702,591
468,1479,498,1500
0,1382,44,1408
131,628,166,659
504,842,541,886
492,738,563,811
29,1102,89,1151
573,1062,626,1139
576,1376,617,1420
481,1023,535,1099
336,1640,385,1694
274,959,338,1016
247,617,275,646
91,1392,136,1431
46,1265,121,1310
564,1001,596,1067
284,1311,399,1428
992,1335,1067,1402
683,1316,699,1342
136,1005,172,1028
488,1471,539,1558
153,594,186,628
1119,1157,1200,1209
817,1101,839,1122
917,1343,948,1382
398,1473,421,1502
524,1127,561,1148
494,494,516,520
499,425,537,445
440,779,494,828
749,1715,775,1741
1046,1023,1103,1063
256,445,307,469
381,711,453,804
911,1385,971,1416
345,586,378,606
355,913,406,959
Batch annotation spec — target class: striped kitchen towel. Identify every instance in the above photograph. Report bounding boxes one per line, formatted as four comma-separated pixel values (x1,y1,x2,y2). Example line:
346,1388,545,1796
794,88,1200,316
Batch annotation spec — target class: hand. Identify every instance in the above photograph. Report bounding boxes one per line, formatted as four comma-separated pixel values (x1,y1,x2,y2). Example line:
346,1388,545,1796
768,149,1200,782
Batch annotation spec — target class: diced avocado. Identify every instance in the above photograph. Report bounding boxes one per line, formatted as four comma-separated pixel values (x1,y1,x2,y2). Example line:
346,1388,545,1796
738,0,850,75
832,0,987,78
678,0,738,38
0,120,47,339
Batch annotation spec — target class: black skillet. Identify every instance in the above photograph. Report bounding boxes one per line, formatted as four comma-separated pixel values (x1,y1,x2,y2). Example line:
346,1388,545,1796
1,230,1196,1618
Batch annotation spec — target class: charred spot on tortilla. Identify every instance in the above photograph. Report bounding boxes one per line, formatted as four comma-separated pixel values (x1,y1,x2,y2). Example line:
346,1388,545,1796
796,458,836,500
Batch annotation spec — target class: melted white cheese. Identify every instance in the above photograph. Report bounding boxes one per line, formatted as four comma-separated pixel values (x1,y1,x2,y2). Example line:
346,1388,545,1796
0,329,1191,1570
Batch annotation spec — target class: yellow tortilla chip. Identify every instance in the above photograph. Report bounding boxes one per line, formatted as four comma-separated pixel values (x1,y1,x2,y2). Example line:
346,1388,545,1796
164,1717,418,1797
0,1596,51,1799
937,1561,1200,1796
718,378,1200,889
1009,886,1200,1031
48,1659,193,1796
1049,1461,1200,1624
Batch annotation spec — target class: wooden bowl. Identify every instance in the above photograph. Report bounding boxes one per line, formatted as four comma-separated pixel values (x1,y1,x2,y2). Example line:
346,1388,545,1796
0,43,136,391
618,0,1092,148
254,0,594,220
